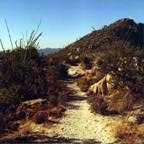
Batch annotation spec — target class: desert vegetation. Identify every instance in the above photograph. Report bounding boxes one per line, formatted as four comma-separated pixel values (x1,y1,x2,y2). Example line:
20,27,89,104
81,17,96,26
97,41,144,95
116,116,144,144
64,19,144,115
0,18,144,143
0,30,69,134
66,19,144,143
87,41,144,115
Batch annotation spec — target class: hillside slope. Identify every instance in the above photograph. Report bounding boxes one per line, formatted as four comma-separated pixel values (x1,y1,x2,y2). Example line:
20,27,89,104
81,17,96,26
61,18,143,56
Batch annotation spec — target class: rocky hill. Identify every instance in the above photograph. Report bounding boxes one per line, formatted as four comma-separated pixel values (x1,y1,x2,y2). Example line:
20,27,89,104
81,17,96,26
61,18,143,56
60,18,144,143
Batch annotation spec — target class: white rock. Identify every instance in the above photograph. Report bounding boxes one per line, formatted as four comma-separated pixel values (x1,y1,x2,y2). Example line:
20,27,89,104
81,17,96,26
127,116,137,123
68,64,85,77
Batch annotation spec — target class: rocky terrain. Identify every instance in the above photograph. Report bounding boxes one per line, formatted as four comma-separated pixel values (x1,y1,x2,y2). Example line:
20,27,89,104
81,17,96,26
0,79,123,144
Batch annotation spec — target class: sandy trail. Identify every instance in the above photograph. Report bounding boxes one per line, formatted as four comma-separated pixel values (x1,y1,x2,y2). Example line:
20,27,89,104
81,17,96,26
33,79,122,144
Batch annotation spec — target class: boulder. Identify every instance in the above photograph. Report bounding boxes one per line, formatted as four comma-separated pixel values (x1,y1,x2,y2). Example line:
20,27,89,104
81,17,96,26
68,64,85,78
127,116,137,123
126,107,144,124
89,74,112,96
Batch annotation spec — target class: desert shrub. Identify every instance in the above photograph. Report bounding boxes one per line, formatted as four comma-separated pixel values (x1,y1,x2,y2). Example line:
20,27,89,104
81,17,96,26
97,41,144,96
32,110,49,124
88,41,144,115
77,77,90,92
0,31,48,132
0,30,69,133
46,78,68,106
77,68,100,92
0,38,47,109
46,52,68,79
0,110,19,133
88,81,135,115
88,94,108,114
105,90,134,114
31,106,65,124
67,54,80,65
44,52,69,107
80,53,94,69
116,122,144,144
77,76,98,92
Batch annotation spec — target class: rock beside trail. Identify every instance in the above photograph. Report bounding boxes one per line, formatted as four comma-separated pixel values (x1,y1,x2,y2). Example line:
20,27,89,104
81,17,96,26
126,107,144,124
68,64,85,77
89,74,112,96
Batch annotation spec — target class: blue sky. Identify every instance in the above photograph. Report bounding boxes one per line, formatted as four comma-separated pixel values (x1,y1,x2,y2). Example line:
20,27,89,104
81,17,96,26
0,0,144,49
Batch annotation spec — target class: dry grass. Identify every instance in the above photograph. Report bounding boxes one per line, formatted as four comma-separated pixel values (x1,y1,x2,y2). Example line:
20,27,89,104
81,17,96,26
116,122,144,144
88,88,135,115
88,94,107,114
32,111,49,124
106,90,134,114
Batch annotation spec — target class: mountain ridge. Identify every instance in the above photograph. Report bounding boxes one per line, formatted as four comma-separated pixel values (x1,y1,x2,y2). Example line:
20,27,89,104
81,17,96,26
61,18,144,56
39,48,61,55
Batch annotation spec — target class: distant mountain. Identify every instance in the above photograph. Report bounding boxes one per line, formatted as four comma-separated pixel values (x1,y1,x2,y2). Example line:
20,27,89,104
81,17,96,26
39,48,61,55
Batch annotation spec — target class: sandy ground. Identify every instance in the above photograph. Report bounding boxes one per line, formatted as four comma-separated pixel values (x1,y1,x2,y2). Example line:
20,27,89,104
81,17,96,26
32,80,123,144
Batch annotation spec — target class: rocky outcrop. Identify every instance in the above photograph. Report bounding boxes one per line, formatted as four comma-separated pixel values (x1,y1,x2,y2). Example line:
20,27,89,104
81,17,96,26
89,74,112,96
68,64,85,78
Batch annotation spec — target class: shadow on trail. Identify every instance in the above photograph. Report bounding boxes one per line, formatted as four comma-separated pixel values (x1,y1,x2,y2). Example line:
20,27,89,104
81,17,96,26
67,94,87,102
66,103,80,110
0,133,100,144
66,94,87,110
66,79,87,110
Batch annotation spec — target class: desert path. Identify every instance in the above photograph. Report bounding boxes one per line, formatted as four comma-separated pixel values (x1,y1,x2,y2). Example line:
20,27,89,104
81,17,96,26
33,79,122,144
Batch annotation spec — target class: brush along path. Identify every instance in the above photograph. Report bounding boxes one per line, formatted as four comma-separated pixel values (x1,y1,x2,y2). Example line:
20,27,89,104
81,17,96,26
33,79,122,144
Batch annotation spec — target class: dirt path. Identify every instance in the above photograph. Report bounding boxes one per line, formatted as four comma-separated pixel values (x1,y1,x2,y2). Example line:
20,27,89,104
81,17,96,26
33,80,122,144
